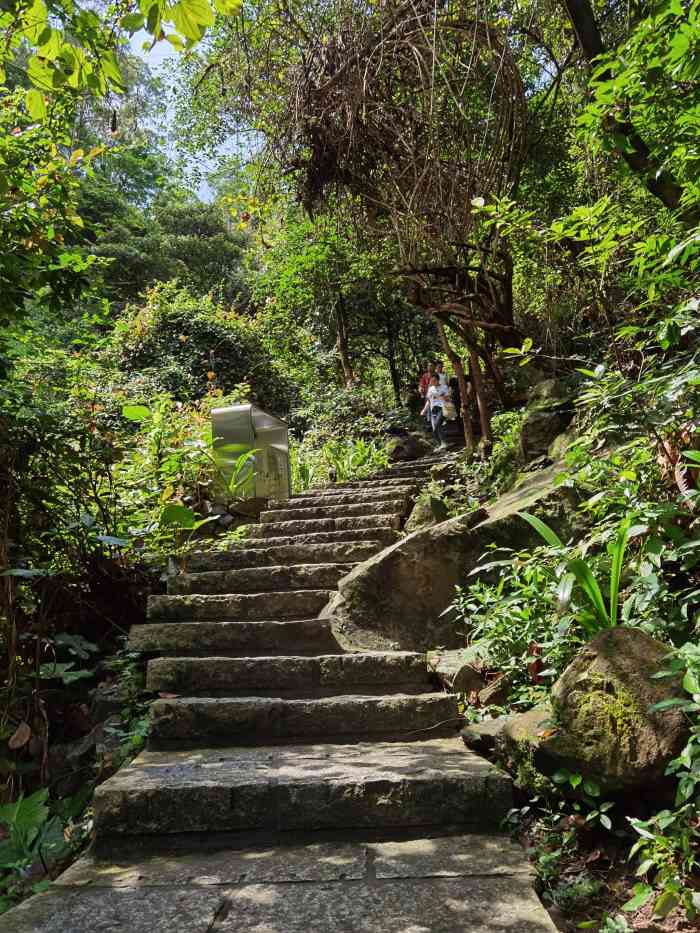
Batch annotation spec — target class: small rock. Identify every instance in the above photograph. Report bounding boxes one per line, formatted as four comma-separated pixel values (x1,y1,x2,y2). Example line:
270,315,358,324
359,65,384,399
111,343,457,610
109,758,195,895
461,716,510,753
405,496,449,532
217,513,234,527
478,673,513,707
386,432,433,462
427,647,486,693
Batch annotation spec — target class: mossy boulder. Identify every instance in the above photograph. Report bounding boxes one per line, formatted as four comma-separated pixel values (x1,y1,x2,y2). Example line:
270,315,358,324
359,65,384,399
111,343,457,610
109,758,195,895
405,496,449,532
498,628,689,792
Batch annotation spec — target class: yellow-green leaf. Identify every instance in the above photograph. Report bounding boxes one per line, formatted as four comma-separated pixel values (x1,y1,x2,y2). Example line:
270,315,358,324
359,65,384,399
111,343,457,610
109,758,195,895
21,0,48,43
170,0,215,41
213,0,241,13
25,88,46,120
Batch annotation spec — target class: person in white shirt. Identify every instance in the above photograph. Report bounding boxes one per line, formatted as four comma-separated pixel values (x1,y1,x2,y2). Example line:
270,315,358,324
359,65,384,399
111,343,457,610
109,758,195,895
421,374,449,448
435,361,448,388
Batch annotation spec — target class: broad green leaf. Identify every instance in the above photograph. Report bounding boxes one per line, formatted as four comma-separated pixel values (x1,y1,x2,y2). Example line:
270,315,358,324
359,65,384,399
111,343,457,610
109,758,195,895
122,404,151,422
21,0,48,43
160,503,197,529
622,883,654,912
0,789,49,835
683,669,700,695
653,891,680,918
170,0,214,41
121,12,146,30
518,512,564,548
213,0,241,11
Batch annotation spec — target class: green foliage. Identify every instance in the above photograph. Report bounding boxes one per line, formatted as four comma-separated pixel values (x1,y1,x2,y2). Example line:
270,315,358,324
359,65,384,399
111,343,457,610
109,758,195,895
291,436,389,491
581,0,700,212
521,512,634,635
109,281,297,411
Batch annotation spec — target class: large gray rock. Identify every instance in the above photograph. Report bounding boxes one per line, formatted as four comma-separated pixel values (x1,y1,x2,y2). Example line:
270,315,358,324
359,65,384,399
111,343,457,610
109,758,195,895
498,628,689,791
322,464,580,651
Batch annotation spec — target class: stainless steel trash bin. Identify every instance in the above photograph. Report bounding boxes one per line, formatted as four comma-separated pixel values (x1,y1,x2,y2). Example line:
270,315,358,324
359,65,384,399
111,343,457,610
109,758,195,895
211,403,290,500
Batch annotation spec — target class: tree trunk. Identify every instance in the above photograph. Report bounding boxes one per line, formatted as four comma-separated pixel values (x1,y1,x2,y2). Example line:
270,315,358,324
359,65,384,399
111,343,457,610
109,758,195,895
469,348,492,449
435,318,475,454
334,295,355,387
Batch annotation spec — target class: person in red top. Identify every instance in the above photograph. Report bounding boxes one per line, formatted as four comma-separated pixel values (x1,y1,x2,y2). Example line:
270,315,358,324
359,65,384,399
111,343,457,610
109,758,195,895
419,362,434,397
419,363,434,422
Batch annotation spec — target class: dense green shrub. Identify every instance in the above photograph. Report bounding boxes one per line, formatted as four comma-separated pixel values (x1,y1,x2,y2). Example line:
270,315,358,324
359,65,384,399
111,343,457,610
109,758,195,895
109,282,299,414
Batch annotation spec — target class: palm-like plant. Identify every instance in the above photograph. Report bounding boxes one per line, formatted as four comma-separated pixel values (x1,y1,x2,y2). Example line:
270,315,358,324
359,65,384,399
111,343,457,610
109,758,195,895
519,512,633,637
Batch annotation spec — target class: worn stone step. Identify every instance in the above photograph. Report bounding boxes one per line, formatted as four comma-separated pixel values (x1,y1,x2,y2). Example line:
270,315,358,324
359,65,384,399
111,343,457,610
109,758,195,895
268,485,417,510
169,563,353,596
146,651,432,697
299,476,418,497
148,692,459,746
183,540,386,573
8,832,556,933
94,737,512,835
260,498,407,525
232,527,400,549
148,590,333,623
249,514,402,539
129,619,340,657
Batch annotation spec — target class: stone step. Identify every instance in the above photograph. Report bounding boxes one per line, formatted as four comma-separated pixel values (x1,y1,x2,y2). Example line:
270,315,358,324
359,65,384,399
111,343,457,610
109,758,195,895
146,651,432,697
148,693,459,746
260,498,407,524
268,485,417,510
129,619,340,657
29,832,556,933
147,590,333,623
312,477,421,492
183,539,386,573
232,527,400,549
169,563,353,596
249,514,402,539
94,737,512,836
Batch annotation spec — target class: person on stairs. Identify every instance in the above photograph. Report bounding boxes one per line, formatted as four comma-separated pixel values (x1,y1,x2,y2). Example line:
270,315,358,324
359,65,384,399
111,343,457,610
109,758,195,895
435,361,448,388
418,362,434,424
421,373,449,449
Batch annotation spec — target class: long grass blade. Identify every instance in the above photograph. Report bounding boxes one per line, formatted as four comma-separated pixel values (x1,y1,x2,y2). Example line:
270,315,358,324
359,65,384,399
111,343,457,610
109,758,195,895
567,558,609,629
608,517,632,627
518,511,565,548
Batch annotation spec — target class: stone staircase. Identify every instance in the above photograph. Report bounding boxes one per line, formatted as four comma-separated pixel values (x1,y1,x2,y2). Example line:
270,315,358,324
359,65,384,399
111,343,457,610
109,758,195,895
5,453,557,933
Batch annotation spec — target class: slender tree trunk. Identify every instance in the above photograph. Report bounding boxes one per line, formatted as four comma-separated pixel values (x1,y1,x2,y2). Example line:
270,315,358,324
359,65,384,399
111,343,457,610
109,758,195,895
468,348,492,449
334,295,354,387
435,318,475,454
386,319,402,405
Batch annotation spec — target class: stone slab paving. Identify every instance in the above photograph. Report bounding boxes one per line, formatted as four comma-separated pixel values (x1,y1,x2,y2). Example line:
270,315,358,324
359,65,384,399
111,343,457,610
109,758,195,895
4,833,556,932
